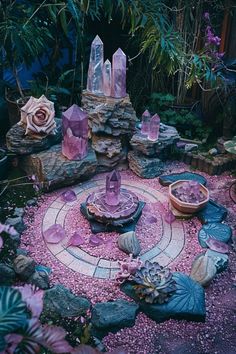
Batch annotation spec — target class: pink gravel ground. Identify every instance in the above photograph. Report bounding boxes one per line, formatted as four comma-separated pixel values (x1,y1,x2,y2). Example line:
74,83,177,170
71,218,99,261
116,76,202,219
21,162,236,354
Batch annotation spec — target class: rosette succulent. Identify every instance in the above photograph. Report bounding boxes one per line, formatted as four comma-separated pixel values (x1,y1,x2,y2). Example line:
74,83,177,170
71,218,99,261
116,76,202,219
19,95,56,135
133,260,176,304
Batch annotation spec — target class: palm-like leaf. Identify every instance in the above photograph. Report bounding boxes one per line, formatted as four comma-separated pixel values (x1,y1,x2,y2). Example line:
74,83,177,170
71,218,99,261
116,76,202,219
0,287,27,336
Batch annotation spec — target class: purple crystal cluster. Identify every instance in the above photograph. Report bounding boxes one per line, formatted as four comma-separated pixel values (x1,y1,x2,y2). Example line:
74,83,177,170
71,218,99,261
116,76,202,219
87,35,126,98
173,181,206,204
141,110,160,141
62,104,88,160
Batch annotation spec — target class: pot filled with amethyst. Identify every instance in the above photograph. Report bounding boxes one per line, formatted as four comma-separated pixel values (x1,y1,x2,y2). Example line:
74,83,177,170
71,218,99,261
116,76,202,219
169,180,209,214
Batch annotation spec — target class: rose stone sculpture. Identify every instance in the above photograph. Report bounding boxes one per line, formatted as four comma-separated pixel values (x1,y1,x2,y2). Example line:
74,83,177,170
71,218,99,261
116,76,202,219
19,95,56,136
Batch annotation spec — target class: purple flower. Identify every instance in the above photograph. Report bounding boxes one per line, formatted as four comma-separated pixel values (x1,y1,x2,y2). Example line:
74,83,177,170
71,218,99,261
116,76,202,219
204,12,210,21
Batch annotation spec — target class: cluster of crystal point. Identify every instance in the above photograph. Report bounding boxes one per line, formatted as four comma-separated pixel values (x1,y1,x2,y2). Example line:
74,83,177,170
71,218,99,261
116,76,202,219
85,170,139,222
141,110,151,135
141,110,161,141
102,59,112,96
87,35,104,94
62,104,88,160
87,35,126,98
111,48,126,98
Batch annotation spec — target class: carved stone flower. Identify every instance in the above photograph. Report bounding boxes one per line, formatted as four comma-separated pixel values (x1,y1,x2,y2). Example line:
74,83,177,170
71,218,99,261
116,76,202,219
19,95,56,135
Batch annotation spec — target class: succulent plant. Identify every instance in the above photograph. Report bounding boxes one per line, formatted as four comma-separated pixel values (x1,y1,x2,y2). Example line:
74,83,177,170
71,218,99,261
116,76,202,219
132,260,176,304
173,181,205,204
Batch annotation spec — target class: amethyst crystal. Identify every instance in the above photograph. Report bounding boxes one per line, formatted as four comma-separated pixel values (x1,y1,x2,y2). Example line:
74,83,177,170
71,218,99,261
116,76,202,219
61,190,77,202
62,104,88,160
141,110,151,136
148,114,160,141
111,48,126,98
173,181,206,204
44,224,66,244
102,59,112,96
105,170,121,206
87,35,104,94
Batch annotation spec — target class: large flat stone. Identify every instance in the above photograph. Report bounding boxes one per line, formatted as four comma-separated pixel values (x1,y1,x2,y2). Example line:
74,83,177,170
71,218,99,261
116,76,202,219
121,272,205,323
197,200,228,223
128,150,164,178
131,123,179,157
20,144,97,191
91,299,139,338
6,118,62,155
159,171,207,186
43,284,91,318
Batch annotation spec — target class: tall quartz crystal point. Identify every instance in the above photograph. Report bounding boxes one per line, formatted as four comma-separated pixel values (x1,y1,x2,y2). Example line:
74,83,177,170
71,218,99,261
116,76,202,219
148,114,161,141
141,110,151,136
105,170,121,206
62,104,88,160
111,48,126,98
87,35,104,94
102,59,112,96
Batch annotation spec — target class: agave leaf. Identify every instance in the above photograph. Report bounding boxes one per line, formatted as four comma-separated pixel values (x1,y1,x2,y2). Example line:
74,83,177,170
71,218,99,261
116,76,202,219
0,287,27,335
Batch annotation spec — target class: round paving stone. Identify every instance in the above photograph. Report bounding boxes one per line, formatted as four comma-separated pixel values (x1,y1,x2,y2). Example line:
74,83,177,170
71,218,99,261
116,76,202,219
198,223,232,248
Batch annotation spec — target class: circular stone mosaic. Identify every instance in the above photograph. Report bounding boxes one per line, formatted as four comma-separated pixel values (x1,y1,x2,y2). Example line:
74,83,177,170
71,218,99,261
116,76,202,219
42,178,186,279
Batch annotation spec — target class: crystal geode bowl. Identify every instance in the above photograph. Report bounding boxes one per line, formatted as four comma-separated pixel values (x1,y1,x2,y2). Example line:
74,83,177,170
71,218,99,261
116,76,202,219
169,180,209,214
85,188,139,222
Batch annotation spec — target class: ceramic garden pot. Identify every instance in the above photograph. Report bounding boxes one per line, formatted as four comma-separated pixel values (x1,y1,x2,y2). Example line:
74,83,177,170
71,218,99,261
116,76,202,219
169,180,209,214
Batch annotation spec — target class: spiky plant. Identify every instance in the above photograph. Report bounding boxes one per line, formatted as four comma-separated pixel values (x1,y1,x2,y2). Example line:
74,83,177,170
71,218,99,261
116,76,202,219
133,260,176,304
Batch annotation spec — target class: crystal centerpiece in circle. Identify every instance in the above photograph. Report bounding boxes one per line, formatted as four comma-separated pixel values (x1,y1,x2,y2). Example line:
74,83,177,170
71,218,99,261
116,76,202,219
85,170,140,223
62,104,88,160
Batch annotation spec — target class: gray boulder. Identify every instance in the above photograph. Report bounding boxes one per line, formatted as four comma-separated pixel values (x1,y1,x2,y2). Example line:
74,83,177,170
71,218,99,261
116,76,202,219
43,284,91,318
13,255,36,280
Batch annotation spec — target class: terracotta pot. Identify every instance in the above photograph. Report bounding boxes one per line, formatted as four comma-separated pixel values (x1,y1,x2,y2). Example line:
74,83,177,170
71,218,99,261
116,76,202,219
169,180,209,214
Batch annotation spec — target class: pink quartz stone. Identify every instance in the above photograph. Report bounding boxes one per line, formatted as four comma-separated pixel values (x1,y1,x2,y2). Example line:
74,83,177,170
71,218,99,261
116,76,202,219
164,209,176,224
102,59,111,96
87,35,104,94
144,214,157,224
105,170,121,206
148,114,161,141
111,48,126,98
61,190,77,202
89,234,103,247
67,231,84,247
205,237,229,254
141,110,151,136
62,104,88,160
44,224,66,243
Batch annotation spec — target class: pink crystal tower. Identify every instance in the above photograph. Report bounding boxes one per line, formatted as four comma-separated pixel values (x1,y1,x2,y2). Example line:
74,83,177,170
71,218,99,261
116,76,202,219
87,35,104,94
62,104,88,160
148,114,160,141
105,170,121,206
141,110,151,135
102,59,112,96
111,48,126,98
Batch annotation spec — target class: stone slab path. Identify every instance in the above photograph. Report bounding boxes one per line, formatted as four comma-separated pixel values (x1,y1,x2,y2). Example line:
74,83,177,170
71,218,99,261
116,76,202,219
42,178,186,279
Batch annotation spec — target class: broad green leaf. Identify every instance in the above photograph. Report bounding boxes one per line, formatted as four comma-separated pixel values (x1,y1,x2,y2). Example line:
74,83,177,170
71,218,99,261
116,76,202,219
0,287,27,335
